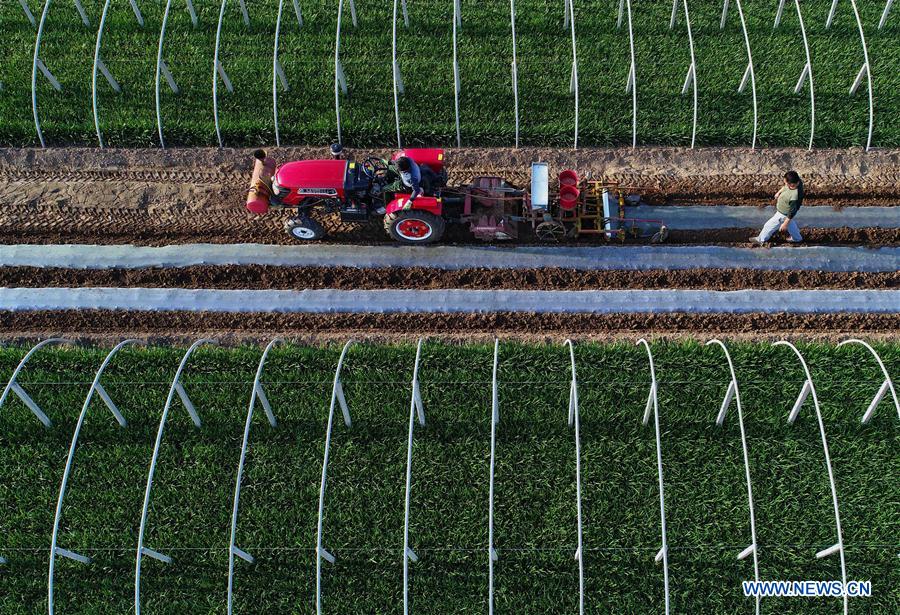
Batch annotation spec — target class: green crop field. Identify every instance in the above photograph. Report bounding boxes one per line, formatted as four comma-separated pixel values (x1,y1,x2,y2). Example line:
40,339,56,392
0,341,897,613
0,0,897,148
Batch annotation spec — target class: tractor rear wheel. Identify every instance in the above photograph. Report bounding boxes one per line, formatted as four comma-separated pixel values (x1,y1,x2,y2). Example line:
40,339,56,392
384,210,445,244
285,216,325,241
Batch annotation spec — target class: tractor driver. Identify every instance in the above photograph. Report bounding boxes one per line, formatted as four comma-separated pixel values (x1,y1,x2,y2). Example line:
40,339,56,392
392,156,424,205
375,156,438,215
380,156,438,209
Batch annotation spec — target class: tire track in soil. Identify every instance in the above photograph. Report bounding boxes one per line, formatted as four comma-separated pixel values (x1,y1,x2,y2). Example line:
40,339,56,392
2,145,898,205
0,166,894,210
0,266,895,291
1,311,896,342
0,168,247,185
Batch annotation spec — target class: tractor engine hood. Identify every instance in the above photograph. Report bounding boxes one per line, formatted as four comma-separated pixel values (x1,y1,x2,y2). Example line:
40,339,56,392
272,159,349,198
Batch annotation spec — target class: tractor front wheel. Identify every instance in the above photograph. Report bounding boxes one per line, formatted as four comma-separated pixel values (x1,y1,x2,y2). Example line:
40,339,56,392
285,216,325,241
384,210,445,244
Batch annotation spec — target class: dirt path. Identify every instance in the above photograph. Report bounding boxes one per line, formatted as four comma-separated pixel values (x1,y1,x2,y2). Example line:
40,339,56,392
2,145,898,204
1,266,895,291
1,310,895,343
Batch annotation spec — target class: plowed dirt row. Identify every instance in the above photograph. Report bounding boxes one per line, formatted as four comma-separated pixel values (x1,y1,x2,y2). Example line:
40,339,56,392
2,145,898,206
1,310,895,343
0,218,896,248
2,266,895,291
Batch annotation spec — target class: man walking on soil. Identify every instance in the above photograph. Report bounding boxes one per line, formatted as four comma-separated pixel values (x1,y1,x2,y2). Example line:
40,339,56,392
751,170,804,244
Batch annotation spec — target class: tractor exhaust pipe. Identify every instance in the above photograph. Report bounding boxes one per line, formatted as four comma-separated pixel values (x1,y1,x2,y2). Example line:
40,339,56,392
246,149,276,214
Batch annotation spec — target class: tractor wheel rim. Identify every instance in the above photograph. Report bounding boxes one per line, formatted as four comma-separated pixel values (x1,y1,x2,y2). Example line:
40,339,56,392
291,226,317,239
396,218,433,240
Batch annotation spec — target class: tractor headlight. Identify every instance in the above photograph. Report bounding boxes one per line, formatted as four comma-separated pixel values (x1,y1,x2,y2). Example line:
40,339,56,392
271,177,281,194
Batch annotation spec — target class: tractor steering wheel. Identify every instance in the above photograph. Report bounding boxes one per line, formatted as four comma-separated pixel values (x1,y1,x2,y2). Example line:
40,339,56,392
362,157,390,181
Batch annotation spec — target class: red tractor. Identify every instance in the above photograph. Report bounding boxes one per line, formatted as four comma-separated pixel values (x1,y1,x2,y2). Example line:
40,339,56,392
247,148,459,243
246,148,667,244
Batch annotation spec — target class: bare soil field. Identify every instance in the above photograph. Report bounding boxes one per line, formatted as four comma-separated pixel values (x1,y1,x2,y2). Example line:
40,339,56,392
1,145,898,247
0,265,895,291
1,146,896,340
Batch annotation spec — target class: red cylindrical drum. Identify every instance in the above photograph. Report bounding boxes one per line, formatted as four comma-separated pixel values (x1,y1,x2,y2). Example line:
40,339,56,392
559,184,580,210
559,169,578,187
246,149,276,214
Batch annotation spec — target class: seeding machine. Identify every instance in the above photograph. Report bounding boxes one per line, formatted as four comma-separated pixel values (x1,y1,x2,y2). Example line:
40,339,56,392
247,148,668,244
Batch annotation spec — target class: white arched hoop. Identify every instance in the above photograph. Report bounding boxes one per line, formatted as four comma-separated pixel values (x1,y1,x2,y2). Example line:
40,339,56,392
670,0,698,148
828,0,874,149
92,0,116,148
135,338,217,615
272,0,291,147
564,340,585,614
706,339,760,615
487,339,499,614
721,0,758,149
31,0,55,148
213,0,235,149
774,340,848,615
334,0,348,144
452,0,461,147
795,0,816,150
315,340,355,614
154,0,175,149
623,0,637,148
880,0,893,29
849,0,874,151
1,338,71,427
0,338,70,565
48,340,138,614
510,0,520,148
226,338,283,615
402,339,426,614
392,0,404,149
774,0,815,149
567,0,579,149
735,0,757,149
636,338,670,615
837,339,899,423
